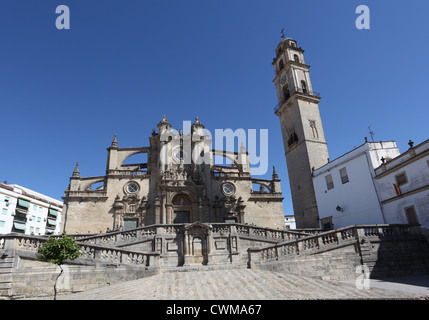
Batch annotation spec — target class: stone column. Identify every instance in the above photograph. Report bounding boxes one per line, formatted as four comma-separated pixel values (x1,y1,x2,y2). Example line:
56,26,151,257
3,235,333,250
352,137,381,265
154,197,161,225
237,199,245,224
206,229,213,265
161,195,166,224
165,204,172,224
183,230,190,266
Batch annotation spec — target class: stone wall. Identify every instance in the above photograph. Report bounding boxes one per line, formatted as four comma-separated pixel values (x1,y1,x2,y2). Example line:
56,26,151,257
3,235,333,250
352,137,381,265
248,224,429,280
3,257,157,299
0,234,160,299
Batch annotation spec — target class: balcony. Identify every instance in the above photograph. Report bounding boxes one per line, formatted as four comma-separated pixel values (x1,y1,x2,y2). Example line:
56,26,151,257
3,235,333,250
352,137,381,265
274,87,321,113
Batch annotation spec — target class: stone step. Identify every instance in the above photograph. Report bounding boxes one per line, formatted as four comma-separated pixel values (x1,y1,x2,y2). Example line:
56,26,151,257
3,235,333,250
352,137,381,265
47,268,426,300
160,263,249,273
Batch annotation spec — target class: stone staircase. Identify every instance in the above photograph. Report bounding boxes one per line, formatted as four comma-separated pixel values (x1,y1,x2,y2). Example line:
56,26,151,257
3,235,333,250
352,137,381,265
2,223,429,299
53,268,427,300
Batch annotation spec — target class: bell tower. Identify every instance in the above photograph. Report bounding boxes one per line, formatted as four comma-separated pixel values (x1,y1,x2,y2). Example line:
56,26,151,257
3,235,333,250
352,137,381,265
273,36,329,228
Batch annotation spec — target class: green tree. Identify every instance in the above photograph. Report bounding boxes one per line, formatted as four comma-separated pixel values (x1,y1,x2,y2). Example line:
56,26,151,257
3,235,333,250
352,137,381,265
38,233,82,300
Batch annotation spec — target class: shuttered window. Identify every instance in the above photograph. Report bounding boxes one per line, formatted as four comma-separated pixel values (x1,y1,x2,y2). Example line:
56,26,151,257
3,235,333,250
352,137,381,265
325,174,334,190
340,167,349,184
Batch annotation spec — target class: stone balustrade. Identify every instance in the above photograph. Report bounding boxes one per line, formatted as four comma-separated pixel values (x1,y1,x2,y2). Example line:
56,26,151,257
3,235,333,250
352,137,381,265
248,224,422,266
232,223,305,241
76,222,307,247
0,234,160,268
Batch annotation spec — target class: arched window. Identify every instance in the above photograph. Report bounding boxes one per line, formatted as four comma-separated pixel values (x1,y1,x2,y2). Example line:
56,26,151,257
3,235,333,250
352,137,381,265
282,83,290,100
294,54,300,63
301,80,307,93
172,194,192,205
278,59,284,71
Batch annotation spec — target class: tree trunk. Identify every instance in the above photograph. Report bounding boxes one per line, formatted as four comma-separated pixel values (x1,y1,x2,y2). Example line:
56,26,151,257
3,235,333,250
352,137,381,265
54,265,63,300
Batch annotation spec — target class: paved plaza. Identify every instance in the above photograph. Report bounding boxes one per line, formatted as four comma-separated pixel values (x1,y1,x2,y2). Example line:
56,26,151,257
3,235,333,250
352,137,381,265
54,268,428,300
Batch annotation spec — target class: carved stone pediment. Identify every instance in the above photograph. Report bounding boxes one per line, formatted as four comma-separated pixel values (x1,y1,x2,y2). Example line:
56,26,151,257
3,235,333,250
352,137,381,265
184,222,212,232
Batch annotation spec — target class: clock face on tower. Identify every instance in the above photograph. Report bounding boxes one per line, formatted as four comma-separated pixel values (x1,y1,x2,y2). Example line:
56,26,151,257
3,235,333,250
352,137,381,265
280,75,287,85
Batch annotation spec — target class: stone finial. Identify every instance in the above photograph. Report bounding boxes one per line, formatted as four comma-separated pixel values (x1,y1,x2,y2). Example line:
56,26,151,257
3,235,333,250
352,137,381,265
111,133,118,148
240,142,246,153
191,116,204,130
272,165,279,180
72,162,80,178
157,114,172,130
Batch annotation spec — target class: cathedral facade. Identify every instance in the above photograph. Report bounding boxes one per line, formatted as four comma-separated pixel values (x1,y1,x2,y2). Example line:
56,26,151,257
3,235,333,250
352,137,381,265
62,116,285,234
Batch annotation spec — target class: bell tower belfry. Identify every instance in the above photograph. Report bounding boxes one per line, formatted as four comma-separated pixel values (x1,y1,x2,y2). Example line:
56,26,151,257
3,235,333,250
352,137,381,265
273,36,329,228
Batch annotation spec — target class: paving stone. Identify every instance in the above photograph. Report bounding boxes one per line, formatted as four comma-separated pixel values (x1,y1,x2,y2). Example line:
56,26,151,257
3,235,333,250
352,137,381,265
53,269,427,300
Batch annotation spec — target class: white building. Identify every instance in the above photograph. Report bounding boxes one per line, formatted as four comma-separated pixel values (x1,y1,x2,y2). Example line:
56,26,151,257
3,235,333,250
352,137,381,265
284,215,296,230
374,139,429,234
0,182,63,235
313,140,400,230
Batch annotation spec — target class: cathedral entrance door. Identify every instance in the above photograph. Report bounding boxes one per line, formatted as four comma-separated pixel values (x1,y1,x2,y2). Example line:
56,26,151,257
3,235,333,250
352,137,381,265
123,218,138,230
173,211,190,224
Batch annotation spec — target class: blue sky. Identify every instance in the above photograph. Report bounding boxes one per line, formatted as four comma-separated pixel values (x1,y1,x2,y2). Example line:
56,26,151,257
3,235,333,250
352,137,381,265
1,1,428,216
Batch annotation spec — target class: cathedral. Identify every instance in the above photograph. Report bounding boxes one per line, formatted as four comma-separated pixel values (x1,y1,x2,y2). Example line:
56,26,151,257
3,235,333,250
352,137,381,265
62,34,332,233
62,116,285,234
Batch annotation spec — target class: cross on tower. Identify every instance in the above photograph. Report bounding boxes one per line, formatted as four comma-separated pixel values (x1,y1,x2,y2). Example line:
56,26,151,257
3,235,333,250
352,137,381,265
368,125,375,142
281,28,285,39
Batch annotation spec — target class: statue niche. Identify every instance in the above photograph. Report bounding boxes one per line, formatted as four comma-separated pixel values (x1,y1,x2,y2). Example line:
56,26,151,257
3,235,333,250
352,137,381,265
113,194,148,230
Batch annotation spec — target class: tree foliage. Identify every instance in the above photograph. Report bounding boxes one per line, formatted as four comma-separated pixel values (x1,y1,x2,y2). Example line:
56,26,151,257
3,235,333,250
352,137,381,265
38,233,82,265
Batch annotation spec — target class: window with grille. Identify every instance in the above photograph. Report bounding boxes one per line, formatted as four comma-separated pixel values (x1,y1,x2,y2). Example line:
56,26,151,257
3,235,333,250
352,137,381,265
395,172,408,186
325,174,334,190
340,167,349,184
